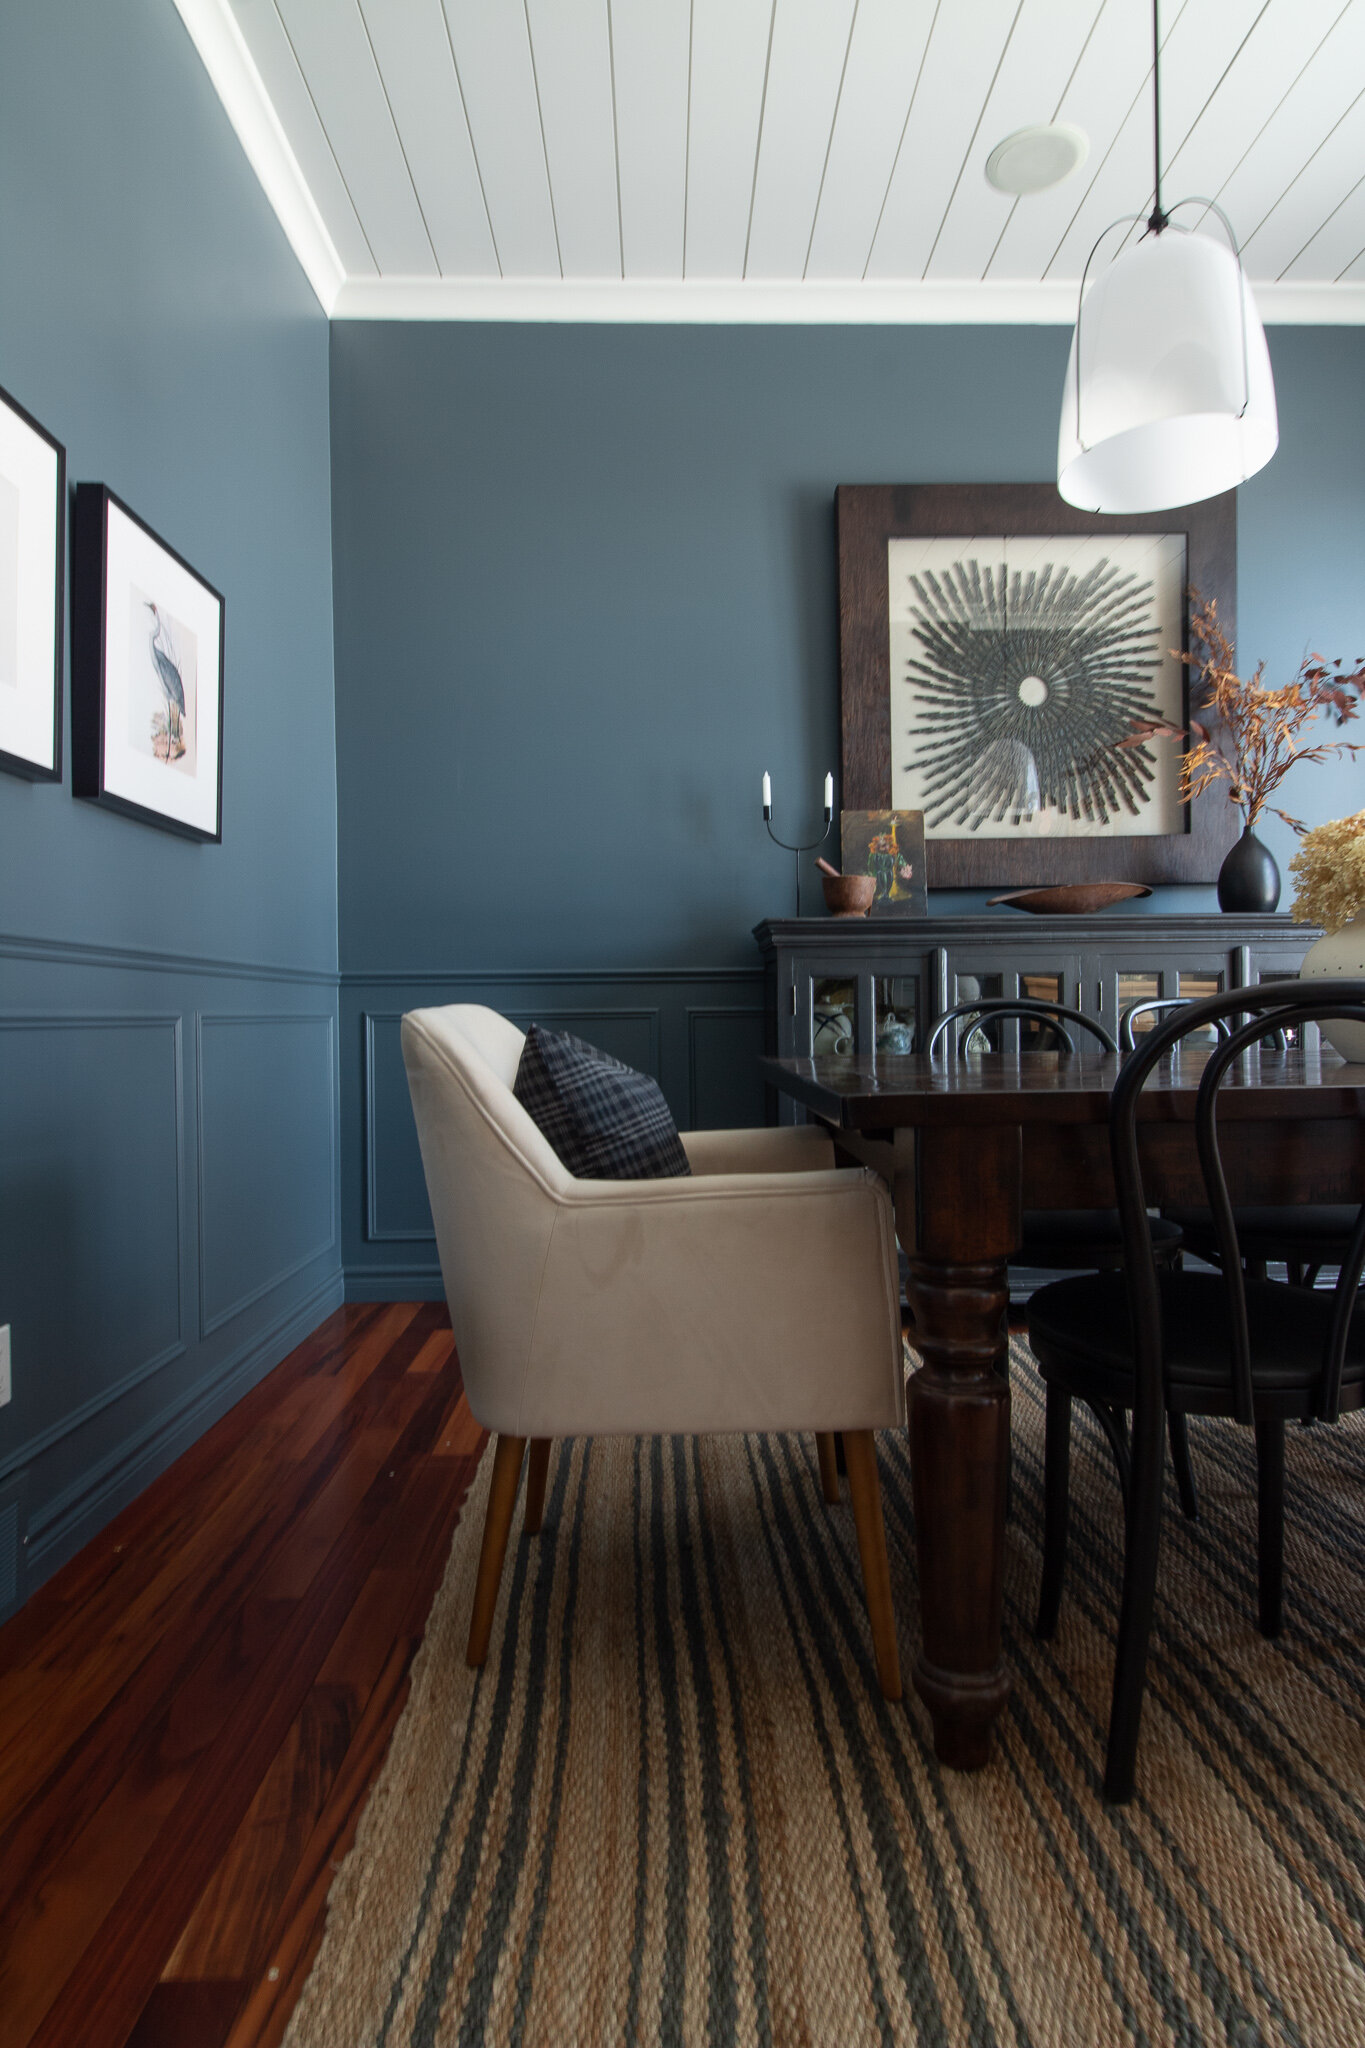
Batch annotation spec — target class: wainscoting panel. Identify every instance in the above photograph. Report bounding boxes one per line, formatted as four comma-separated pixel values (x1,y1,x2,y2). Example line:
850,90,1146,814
197,1013,338,1335
687,1007,769,1131
343,970,766,1300
0,936,343,1605
0,1014,185,1484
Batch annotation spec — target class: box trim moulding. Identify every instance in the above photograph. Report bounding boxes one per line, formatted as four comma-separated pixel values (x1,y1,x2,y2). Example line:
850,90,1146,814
0,1012,187,1489
196,1011,339,1337
685,1004,768,1130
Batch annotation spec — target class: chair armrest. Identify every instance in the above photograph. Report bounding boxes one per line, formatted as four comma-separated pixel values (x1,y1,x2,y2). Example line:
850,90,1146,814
507,1165,905,1440
681,1124,835,1175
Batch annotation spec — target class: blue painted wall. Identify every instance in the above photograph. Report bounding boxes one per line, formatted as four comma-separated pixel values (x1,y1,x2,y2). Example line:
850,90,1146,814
0,0,341,1606
330,320,1364,1295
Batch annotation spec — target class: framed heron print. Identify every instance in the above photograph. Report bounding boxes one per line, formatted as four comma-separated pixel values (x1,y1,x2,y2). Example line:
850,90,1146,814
836,484,1237,888
0,380,64,782
72,484,224,841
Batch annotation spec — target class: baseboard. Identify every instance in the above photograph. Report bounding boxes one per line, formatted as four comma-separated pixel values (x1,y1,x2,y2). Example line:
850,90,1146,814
345,1263,444,1303
24,1267,345,1589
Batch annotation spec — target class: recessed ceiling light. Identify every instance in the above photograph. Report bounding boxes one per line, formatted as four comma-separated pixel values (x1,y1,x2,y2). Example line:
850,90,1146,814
985,123,1089,196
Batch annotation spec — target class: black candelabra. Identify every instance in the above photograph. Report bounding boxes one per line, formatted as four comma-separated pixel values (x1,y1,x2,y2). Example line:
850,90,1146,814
763,775,833,918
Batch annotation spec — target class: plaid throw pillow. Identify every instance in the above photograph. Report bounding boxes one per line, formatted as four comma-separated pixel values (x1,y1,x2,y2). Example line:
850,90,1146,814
513,1025,692,1181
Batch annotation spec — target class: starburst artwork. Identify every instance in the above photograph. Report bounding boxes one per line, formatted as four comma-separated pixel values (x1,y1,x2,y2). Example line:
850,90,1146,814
889,533,1185,841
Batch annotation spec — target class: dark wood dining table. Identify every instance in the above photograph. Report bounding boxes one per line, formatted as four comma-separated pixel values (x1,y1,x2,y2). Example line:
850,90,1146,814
761,1043,1365,1770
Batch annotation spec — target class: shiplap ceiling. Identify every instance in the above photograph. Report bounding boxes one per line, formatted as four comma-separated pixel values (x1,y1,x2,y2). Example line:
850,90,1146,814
175,0,1365,320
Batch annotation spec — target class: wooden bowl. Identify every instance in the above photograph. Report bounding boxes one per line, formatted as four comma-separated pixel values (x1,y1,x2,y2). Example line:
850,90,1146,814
985,883,1153,915
821,873,877,918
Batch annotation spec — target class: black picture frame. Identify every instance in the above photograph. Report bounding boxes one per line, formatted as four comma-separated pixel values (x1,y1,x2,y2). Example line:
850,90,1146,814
72,483,224,842
836,483,1238,889
0,380,65,783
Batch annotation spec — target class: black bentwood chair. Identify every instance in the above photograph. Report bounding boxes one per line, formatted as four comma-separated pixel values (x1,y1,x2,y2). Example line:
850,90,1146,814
1122,998,1360,1288
1028,982,1365,1804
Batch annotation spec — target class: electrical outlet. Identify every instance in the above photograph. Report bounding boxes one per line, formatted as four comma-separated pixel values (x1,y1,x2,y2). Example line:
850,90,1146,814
0,1326,10,1408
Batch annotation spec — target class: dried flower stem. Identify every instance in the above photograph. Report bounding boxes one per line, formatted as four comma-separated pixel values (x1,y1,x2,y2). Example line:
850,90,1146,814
1126,595,1365,833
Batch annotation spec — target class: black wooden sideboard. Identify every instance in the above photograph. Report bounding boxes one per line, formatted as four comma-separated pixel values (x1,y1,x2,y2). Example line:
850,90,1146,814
754,913,1320,1120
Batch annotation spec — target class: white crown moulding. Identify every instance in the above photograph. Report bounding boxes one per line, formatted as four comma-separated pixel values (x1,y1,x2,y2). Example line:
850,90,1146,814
172,0,345,315
331,276,1365,325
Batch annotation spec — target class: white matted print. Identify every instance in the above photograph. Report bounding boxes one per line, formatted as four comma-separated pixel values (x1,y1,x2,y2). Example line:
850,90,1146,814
73,487,223,840
889,532,1185,841
0,383,64,779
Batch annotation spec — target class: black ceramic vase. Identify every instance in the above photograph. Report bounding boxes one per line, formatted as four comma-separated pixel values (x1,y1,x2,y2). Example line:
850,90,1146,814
1217,823,1281,913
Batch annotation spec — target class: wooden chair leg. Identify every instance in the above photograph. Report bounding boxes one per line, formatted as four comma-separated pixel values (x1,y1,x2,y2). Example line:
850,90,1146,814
524,1438,551,1534
1036,1384,1071,1639
467,1434,527,1667
1168,1412,1200,1522
842,1430,903,1701
1255,1416,1285,1639
815,1432,841,1505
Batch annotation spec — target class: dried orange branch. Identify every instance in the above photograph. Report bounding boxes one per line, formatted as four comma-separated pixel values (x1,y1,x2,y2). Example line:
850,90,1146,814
1126,595,1365,833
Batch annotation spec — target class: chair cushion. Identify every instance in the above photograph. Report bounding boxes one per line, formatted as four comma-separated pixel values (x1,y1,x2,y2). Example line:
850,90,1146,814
513,1025,692,1181
1021,1208,1181,1257
1164,1204,1360,1263
1027,1269,1365,1403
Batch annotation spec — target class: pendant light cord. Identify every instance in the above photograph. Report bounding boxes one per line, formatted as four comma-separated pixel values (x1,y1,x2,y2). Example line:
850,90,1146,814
1148,0,1168,235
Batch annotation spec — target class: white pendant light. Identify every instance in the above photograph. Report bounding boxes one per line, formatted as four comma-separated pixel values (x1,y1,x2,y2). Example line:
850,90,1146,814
1057,2,1277,515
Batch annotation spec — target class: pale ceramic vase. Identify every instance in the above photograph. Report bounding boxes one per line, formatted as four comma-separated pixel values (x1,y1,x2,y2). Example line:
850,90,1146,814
1299,919,1365,1061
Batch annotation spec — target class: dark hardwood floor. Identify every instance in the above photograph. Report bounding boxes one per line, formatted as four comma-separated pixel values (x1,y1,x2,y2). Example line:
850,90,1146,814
0,1301,485,2048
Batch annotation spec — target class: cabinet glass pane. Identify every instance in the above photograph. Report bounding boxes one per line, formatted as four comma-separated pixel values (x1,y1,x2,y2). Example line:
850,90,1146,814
812,978,856,1055
1177,971,1223,1003
1018,972,1066,1051
874,976,918,1053
1118,972,1162,1036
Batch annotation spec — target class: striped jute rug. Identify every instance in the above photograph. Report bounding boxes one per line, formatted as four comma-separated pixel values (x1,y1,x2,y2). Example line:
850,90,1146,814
285,1344,1365,2047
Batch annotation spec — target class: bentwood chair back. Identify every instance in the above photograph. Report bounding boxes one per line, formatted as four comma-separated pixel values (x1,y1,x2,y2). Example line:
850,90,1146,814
1027,981,1365,1802
402,1004,908,1699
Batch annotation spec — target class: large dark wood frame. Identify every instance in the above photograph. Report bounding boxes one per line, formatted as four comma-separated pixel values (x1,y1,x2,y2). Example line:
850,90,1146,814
761,1045,1365,1771
836,483,1239,889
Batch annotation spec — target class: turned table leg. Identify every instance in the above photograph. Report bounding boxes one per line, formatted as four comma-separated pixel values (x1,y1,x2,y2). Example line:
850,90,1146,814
903,1121,1020,1769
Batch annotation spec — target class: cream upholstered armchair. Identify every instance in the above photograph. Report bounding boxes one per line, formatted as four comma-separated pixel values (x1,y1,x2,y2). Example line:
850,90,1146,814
401,1003,907,1698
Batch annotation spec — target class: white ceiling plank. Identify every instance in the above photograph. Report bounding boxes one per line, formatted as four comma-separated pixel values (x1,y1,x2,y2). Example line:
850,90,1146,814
355,0,497,276
803,0,938,279
274,0,438,275
525,0,622,277
1151,0,1350,213
441,0,561,276
1280,170,1365,280
1212,8,1365,255
1042,0,1271,280
986,0,1161,278
743,0,858,279
925,0,1108,281
228,0,376,276
864,0,1027,280
684,0,777,278
609,0,690,277
1254,94,1365,276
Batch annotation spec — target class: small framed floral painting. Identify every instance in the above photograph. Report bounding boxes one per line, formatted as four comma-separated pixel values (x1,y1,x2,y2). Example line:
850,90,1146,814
72,484,224,841
0,381,65,782
840,809,927,916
